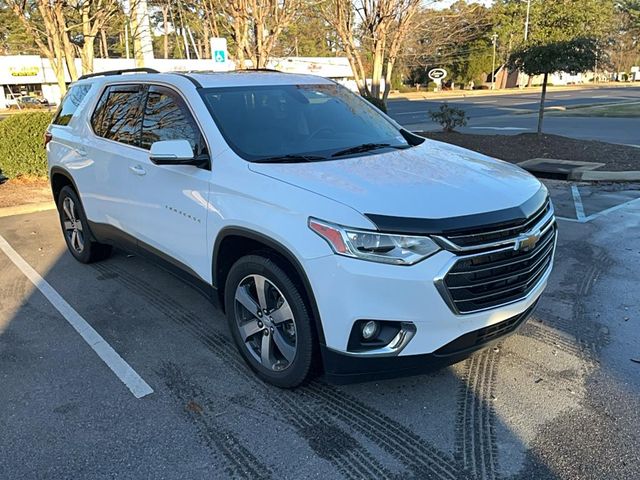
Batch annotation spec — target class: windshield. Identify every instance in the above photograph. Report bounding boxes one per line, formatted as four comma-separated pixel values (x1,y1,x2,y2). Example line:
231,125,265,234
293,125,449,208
199,83,410,162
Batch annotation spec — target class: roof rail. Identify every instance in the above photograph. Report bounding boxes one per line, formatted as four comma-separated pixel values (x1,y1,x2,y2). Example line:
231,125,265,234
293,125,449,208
232,68,283,73
77,68,160,81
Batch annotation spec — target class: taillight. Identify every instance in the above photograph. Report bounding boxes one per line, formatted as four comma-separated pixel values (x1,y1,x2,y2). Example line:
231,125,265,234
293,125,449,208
44,132,52,148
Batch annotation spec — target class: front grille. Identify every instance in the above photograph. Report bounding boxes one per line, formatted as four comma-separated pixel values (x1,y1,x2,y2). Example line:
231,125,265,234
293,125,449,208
445,199,552,249
441,221,556,314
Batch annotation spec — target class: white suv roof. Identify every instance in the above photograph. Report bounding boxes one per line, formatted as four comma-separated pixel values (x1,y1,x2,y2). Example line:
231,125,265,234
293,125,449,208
76,70,333,89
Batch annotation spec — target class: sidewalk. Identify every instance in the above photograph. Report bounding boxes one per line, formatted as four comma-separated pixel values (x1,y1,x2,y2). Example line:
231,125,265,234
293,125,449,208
388,82,640,101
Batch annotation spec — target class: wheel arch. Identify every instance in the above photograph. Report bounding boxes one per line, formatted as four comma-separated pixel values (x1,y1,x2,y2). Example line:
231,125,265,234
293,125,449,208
50,166,80,204
213,227,326,346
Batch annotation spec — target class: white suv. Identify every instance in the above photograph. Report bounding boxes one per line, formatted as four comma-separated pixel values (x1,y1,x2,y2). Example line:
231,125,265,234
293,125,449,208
47,68,556,387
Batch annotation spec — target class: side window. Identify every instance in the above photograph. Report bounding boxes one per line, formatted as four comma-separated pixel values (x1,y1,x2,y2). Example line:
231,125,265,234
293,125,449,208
91,85,145,146
52,84,91,126
141,86,207,156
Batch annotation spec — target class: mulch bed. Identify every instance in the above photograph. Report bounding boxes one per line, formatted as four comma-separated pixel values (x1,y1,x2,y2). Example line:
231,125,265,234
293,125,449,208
419,132,640,172
0,178,52,208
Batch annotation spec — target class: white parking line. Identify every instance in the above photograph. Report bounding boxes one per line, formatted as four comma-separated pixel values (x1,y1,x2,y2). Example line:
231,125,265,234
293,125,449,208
469,126,529,131
571,185,586,221
393,110,429,116
0,235,153,399
556,190,640,224
583,196,640,222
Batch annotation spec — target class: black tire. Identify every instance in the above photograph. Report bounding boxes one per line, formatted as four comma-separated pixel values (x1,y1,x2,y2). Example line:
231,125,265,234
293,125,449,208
224,254,315,388
57,185,112,264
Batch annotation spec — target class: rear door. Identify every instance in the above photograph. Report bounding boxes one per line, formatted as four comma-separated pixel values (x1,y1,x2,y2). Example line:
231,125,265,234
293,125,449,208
127,84,211,280
86,84,148,234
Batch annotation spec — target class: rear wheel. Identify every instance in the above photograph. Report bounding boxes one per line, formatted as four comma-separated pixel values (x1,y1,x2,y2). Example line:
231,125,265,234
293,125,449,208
224,255,315,388
57,186,112,264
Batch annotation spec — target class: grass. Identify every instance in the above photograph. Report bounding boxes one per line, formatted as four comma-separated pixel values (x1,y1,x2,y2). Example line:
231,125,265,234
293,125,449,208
551,101,640,118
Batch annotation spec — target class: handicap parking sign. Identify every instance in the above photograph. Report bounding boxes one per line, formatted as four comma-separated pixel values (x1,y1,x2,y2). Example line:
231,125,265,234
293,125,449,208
214,50,226,63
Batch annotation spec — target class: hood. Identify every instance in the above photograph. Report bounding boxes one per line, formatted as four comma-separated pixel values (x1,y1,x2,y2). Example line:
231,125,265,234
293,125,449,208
248,139,544,232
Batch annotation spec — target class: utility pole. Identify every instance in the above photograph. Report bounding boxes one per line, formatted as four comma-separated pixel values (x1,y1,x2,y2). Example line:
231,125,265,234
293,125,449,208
519,0,531,89
524,0,531,42
124,21,130,60
491,33,498,90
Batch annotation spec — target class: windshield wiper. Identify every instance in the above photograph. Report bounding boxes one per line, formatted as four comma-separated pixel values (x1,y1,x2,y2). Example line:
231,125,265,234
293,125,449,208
252,154,327,164
331,143,409,158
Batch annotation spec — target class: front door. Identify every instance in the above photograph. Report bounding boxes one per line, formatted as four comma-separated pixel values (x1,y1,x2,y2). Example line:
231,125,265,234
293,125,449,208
127,85,212,282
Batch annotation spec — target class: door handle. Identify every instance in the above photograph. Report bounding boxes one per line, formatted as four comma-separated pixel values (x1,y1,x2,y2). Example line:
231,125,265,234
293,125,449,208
129,165,146,176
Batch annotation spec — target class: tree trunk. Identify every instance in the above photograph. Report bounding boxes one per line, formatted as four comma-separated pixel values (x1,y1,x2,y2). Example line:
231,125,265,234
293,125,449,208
80,3,94,74
383,57,395,102
53,3,78,80
101,30,109,59
81,37,95,74
162,4,169,59
537,72,548,134
370,39,385,99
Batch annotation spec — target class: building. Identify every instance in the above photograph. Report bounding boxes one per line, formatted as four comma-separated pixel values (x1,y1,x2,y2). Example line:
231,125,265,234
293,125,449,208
0,55,355,109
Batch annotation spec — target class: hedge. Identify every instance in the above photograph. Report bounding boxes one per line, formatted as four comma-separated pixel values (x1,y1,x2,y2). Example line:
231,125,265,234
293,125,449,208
0,112,53,179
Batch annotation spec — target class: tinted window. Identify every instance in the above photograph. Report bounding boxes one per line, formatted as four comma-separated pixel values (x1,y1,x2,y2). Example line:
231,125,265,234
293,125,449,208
141,86,206,156
52,84,91,126
199,84,408,161
91,85,145,146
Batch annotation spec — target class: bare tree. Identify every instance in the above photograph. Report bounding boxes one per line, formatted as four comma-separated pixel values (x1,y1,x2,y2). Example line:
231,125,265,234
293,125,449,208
217,0,300,68
7,0,75,93
400,3,492,85
320,0,422,100
72,0,121,73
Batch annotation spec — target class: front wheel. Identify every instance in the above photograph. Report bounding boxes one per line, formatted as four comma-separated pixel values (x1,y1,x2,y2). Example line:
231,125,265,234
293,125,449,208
224,255,315,388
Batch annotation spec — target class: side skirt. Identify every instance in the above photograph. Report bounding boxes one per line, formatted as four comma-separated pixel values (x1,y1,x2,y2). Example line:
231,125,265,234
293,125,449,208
87,221,219,308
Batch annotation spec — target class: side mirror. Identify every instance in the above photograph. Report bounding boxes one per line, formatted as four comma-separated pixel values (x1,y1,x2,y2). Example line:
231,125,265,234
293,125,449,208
149,139,195,165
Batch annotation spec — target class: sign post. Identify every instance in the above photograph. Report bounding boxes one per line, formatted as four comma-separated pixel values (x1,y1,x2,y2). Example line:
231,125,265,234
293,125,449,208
428,68,447,91
210,37,228,69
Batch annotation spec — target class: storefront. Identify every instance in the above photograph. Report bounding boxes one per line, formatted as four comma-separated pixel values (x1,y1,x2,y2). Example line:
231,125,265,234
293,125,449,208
0,55,355,109
0,55,65,109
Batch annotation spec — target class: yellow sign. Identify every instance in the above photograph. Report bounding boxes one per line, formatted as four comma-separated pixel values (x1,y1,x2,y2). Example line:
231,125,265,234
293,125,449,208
9,66,40,77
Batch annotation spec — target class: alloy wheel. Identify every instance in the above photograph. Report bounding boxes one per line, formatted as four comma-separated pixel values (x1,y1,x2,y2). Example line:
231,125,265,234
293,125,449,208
234,274,297,371
62,196,85,253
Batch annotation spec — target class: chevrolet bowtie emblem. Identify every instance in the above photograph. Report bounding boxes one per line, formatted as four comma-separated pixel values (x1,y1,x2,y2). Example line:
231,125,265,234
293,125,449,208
514,230,541,251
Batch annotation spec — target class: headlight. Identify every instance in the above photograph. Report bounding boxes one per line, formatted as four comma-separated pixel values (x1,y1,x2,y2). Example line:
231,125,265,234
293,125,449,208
309,218,440,265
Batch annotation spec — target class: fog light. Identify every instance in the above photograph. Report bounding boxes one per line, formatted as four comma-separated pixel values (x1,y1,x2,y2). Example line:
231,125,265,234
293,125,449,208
361,320,378,340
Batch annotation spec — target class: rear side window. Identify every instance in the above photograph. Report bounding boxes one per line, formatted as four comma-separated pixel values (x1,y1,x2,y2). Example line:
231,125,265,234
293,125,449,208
91,85,145,146
52,84,91,126
140,86,207,156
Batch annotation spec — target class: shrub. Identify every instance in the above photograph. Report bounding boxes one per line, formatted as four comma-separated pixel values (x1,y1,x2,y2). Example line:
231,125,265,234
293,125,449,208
362,94,388,113
0,112,53,179
429,103,468,132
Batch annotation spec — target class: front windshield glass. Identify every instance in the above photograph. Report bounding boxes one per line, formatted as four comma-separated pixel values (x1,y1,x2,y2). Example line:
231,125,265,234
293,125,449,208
199,83,410,162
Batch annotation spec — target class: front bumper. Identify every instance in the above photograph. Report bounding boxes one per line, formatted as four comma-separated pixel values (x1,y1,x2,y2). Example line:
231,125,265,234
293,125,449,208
321,301,537,384
304,247,549,357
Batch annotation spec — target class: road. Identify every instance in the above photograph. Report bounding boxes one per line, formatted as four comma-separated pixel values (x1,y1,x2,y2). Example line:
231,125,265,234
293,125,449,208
388,86,640,146
1,181,640,479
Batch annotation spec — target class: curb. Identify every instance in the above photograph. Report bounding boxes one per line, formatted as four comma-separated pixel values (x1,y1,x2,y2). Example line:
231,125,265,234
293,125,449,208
0,201,56,218
568,170,640,182
517,158,640,182
388,82,640,101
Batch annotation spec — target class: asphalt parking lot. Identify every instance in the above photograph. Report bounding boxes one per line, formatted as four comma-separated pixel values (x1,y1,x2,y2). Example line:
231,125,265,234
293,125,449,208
1,180,639,479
